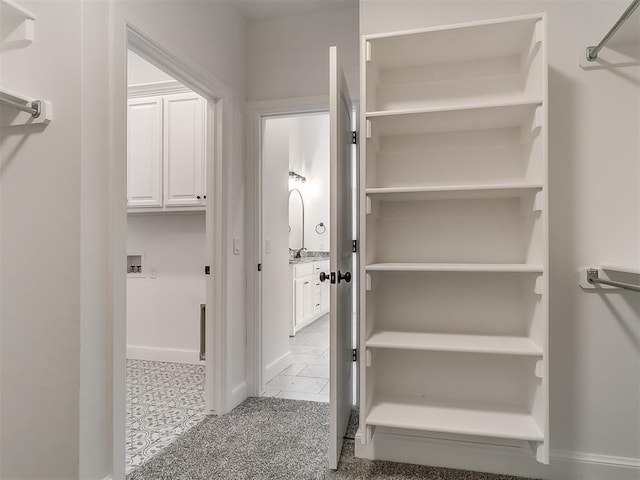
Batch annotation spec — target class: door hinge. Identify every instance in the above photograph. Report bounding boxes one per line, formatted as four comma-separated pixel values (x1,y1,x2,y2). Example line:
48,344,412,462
351,131,358,144
204,265,211,275
352,240,358,253
257,263,262,272
352,348,358,362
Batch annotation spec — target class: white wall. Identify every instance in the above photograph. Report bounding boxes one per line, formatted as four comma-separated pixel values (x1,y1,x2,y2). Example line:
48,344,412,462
80,1,111,477
1,0,248,478
261,117,293,384
247,8,359,101
360,1,640,477
127,214,206,364
127,50,174,85
1,0,82,477
289,114,330,252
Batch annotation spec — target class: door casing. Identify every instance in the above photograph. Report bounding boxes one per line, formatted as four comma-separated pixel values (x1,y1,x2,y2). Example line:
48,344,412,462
245,96,330,396
111,22,229,479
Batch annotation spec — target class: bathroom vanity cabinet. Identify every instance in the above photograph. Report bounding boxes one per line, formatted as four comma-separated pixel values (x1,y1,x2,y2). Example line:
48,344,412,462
291,259,330,336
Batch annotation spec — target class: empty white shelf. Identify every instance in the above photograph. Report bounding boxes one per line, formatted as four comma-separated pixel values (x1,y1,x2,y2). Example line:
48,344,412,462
366,263,543,273
1,0,36,45
366,100,542,136
366,183,542,201
367,98,542,118
366,395,544,442
366,14,542,69
1,0,36,20
366,331,543,356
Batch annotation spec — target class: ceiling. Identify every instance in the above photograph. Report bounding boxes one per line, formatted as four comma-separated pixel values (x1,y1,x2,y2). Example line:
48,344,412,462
230,0,358,22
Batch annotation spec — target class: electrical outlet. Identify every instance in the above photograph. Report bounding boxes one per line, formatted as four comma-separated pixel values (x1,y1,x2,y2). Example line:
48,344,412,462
150,267,157,279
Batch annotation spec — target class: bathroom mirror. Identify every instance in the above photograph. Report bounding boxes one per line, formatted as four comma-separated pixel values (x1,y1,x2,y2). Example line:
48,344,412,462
288,188,304,251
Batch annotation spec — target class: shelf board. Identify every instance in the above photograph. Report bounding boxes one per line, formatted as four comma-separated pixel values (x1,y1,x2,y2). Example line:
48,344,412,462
366,263,543,273
366,395,544,442
366,100,542,136
365,14,542,68
367,98,542,118
1,0,36,20
1,0,36,46
366,331,543,356
366,183,542,201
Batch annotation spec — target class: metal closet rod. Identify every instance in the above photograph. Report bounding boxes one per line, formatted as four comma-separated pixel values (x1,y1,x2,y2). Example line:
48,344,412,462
587,269,640,292
0,97,41,118
586,0,640,61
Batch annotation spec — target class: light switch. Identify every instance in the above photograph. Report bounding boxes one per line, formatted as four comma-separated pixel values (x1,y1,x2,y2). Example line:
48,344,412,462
233,237,241,255
265,238,271,254
150,267,157,279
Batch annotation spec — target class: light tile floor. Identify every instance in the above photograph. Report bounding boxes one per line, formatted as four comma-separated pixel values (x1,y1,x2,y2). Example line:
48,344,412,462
263,314,330,403
126,359,206,473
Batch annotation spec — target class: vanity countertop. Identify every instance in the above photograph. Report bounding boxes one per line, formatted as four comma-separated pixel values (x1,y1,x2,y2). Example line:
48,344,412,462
288,253,329,265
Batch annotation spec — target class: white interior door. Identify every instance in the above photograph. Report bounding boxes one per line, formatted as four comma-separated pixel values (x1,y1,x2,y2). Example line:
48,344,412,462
328,45,354,470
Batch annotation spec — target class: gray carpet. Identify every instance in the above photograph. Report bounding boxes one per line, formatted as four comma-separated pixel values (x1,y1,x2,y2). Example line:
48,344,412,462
127,397,537,480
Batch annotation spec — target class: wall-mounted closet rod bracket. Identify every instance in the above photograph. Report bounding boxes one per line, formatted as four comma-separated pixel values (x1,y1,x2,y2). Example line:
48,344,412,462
586,268,640,292
0,97,40,117
0,87,52,125
586,0,640,61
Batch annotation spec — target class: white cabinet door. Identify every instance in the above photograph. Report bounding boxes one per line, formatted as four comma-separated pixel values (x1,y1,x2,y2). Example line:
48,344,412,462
316,260,330,314
320,280,329,314
294,279,305,328
127,96,163,208
163,92,206,207
302,278,314,324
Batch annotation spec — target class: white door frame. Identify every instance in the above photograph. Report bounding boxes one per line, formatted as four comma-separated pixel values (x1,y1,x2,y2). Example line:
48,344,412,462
245,96,330,396
111,22,229,478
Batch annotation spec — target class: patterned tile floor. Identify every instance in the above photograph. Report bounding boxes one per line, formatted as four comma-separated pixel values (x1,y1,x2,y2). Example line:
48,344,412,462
126,359,206,473
263,314,330,402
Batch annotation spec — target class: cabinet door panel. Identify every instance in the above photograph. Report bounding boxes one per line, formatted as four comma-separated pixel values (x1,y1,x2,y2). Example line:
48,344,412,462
295,279,305,327
163,93,206,207
127,97,163,207
302,278,314,323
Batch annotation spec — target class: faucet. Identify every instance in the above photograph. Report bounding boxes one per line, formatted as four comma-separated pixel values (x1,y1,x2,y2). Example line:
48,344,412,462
294,247,307,259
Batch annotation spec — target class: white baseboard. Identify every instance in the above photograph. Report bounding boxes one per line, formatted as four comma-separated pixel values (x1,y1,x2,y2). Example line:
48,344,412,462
355,431,640,480
230,381,247,410
263,350,292,385
127,345,204,365
551,449,640,470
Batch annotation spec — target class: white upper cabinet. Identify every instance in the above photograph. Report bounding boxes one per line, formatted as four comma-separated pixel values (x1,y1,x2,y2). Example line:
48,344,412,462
163,92,206,207
127,90,206,211
127,96,163,208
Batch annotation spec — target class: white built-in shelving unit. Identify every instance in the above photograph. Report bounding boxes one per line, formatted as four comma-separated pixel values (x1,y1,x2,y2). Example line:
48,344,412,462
358,14,549,464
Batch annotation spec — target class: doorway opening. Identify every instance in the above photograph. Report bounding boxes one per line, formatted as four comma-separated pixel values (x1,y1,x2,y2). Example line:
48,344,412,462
123,45,214,473
259,112,332,402
246,49,355,470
